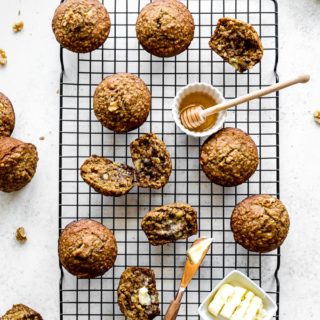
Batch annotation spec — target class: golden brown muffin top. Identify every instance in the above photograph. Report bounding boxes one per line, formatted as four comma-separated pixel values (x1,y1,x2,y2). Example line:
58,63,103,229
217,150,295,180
0,93,15,137
1,304,43,320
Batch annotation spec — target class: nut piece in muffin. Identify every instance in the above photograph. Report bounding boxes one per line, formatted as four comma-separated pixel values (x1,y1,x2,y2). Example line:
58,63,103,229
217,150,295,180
130,133,172,189
0,93,15,137
118,267,160,320
94,73,151,133
141,202,198,246
58,219,117,278
52,0,111,53
209,17,264,72
80,155,135,197
0,137,38,193
1,304,43,320
200,128,258,187
231,195,290,253
136,0,195,57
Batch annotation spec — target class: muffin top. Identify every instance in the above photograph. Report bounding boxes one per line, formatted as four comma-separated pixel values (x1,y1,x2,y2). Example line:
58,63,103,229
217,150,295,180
0,93,15,137
0,137,38,193
52,0,111,53
200,128,258,187
231,195,290,253
58,219,117,278
136,0,195,57
94,73,151,133
1,304,43,320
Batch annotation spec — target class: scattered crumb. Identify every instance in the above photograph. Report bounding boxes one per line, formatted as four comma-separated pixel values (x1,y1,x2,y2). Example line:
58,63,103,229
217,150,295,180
13,21,24,33
18,9,21,16
0,49,7,66
39,136,45,141
56,89,60,94
314,110,320,124
16,227,27,243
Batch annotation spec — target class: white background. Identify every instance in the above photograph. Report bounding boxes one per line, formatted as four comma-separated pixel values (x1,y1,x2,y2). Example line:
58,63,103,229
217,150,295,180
0,0,319,318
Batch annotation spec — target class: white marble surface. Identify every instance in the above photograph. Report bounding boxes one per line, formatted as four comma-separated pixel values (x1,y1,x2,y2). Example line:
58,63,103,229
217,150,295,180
0,0,319,318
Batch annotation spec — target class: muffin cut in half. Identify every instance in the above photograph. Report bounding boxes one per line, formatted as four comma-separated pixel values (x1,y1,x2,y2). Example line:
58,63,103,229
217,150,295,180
0,92,15,137
130,133,172,189
141,202,198,245
1,304,43,320
118,267,160,320
58,219,117,278
209,17,264,72
136,0,195,57
231,195,290,253
80,155,135,197
52,0,111,53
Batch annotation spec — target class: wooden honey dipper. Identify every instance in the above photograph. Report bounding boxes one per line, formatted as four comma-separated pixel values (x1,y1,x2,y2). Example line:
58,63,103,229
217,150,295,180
180,74,310,130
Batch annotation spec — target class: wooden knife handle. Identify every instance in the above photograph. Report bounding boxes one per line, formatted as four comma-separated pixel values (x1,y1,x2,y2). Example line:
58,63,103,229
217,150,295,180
163,299,181,320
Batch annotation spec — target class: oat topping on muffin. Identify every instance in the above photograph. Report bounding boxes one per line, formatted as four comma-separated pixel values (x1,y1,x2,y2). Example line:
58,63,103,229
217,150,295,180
136,0,195,57
0,93,15,137
209,17,264,72
94,73,151,133
52,0,111,53
1,304,43,320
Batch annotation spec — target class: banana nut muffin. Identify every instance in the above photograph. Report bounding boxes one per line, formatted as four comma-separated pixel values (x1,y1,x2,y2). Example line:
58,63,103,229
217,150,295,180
141,203,198,245
200,128,258,187
58,219,117,278
209,17,264,72
0,93,15,137
1,304,43,320
80,155,135,197
52,0,111,53
118,267,160,320
94,73,151,133
231,195,290,253
130,133,172,189
0,137,38,193
136,0,195,57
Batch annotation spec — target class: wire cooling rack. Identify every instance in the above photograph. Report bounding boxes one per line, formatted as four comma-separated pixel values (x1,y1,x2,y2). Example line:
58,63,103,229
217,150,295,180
59,0,280,318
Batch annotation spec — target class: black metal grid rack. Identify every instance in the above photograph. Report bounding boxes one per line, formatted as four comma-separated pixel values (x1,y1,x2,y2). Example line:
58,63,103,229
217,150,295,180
59,0,280,318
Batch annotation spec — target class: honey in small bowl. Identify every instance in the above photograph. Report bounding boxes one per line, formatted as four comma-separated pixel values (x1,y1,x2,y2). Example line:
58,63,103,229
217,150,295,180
179,91,219,132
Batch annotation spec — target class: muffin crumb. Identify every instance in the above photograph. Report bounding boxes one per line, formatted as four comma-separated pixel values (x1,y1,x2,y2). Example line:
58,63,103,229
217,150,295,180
39,136,45,141
314,110,320,124
0,49,7,66
13,21,24,33
16,227,27,243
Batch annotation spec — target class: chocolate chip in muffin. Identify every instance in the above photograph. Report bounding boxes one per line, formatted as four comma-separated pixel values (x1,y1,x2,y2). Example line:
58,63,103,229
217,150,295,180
94,73,151,133
209,17,264,72
200,128,259,187
141,202,198,246
0,137,38,193
118,267,160,320
130,133,172,189
136,0,195,57
58,219,117,279
0,93,15,137
52,0,111,53
80,155,135,197
1,304,43,320
231,195,290,253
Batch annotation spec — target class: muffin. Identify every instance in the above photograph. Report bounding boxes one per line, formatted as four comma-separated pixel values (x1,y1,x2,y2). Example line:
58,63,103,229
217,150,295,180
58,219,117,278
80,155,135,197
130,133,172,189
0,93,15,137
209,17,264,72
1,304,43,320
0,137,38,193
94,73,151,133
231,195,290,253
141,203,198,246
118,267,160,320
200,128,258,187
136,0,195,57
52,0,111,53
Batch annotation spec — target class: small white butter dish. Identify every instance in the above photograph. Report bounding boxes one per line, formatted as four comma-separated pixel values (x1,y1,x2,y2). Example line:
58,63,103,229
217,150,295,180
172,83,227,138
198,270,277,320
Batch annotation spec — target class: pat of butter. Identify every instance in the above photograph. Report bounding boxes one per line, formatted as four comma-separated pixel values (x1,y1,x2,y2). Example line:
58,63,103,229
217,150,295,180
138,287,151,306
243,296,263,320
231,291,255,320
220,286,247,319
208,284,235,317
187,237,213,265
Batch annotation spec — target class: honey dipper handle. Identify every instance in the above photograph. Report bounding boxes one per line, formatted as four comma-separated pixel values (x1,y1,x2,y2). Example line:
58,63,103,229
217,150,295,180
163,288,185,320
202,74,310,117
